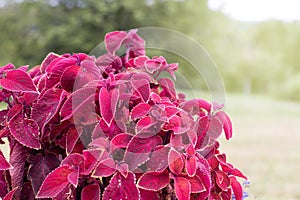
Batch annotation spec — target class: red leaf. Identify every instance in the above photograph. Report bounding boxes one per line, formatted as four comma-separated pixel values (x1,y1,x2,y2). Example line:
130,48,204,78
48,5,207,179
66,127,82,154
137,170,170,191
207,116,223,139
96,53,121,67
9,143,28,197
131,103,151,120
196,154,211,199
0,151,11,170
184,175,205,193
27,153,60,196
174,177,191,200
60,87,96,121
45,57,77,88
224,113,233,140
31,88,66,130
168,149,184,175
124,134,162,171
53,185,74,200
93,158,116,177
82,149,103,175
68,169,79,187
41,52,60,73
102,172,139,200
61,153,85,169
60,65,80,92
81,183,100,200
158,78,176,100
0,171,8,197
139,189,160,200
215,170,230,191
0,63,14,75
180,99,212,114
9,112,41,149
230,176,243,200
131,79,150,102
146,145,170,172
36,166,74,198
104,31,127,54
3,187,18,200
99,87,118,126
145,59,162,73
111,133,133,150
0,69,37,92
186,156,197,177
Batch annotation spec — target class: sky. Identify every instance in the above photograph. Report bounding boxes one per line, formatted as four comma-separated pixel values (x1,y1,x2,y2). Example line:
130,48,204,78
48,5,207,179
208,0,300,22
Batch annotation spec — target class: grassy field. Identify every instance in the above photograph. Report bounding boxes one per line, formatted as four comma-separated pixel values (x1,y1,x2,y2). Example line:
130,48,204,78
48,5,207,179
219,94,300,200
1,93,300,199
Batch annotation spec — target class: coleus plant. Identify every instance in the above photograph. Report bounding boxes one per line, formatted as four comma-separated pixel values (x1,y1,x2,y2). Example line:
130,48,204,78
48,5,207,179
0,29,247,200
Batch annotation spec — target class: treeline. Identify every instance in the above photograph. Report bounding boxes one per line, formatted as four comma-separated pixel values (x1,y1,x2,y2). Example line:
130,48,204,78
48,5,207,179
0,0,300,100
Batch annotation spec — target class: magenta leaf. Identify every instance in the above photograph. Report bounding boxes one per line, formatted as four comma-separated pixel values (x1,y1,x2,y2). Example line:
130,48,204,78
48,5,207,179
111,133,133,150
0,171,8,197
230,176,243,200
180,98,212,114
224,112,233,140
0,151,11,170
0,63,14,75
27,153,60,196
0,69,37,92
92,158,116,177
124,134,162,171
131,103,151,120
68,169,79,187
96,53,121,68
174,176,191,200
207,116,223,139
60,65,80,92
6,104,22,122
184,175,205,193
66,127,82,154
82,149,104,175
158,78,176,100
215,170,230,191
81,183,100,200
102,172,139,200
36,165,74,198
9,143,28,197
131,78,150,102
104,31,127,54
41,52,60,73
126,29,145,58
3,187,18,200
53,185,74,200
185,155,197,177
45,56,77,88
99,87,118,126
60,87,96,121
139,189,160,200
146,145,170,172
168,148,184,175
32,88,66,130
137,170,170,191
9,112,41,149
61,153,85,170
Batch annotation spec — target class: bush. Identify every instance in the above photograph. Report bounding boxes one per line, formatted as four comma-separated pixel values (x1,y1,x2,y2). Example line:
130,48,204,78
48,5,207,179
0,30,247,199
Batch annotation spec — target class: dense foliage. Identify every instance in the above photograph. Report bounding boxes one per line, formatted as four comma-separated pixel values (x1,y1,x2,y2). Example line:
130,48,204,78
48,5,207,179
0,30,246,199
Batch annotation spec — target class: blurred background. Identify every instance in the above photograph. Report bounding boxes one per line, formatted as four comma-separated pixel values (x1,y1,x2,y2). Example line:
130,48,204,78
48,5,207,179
0,0,300,199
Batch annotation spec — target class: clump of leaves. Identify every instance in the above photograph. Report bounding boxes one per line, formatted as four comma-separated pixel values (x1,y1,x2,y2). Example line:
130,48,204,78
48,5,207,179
0,30,247,200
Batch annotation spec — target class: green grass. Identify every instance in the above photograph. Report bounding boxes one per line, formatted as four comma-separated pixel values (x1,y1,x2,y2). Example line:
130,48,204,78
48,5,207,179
219,94,300,200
